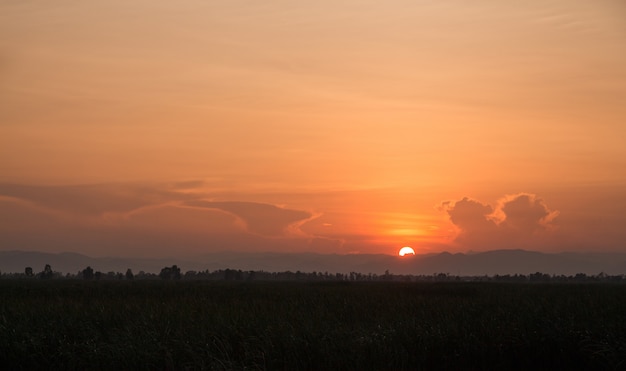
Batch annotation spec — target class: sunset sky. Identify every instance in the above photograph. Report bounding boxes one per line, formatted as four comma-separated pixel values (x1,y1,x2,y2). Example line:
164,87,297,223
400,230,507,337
1,1,625,258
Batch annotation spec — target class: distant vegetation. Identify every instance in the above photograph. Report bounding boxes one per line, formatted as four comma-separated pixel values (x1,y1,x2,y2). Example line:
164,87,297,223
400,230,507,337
1,277,625,369
3,263,625,283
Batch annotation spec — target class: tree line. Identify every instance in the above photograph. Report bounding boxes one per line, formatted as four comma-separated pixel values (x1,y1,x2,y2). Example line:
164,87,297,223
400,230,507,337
1,264,624,283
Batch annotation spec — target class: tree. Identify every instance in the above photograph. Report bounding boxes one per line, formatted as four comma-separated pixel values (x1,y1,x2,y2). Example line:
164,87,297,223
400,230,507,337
159,265,181,280
40,264,53,279
159,266,172,280
171,265,181,280
25,267,33,277
125,268,134,280
82,266,94,280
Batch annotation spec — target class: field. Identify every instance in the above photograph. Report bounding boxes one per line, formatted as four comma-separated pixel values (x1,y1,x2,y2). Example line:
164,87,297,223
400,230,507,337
1,280,625,370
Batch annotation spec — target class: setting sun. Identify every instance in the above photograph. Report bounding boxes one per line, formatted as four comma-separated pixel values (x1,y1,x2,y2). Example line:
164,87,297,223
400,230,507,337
399,247,416,256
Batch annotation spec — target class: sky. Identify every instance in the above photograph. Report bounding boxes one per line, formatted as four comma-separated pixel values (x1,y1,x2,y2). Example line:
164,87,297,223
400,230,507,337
1,0,625,258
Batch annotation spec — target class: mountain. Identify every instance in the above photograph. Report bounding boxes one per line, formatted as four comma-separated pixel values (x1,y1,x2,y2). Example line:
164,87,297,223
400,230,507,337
1,249,625,276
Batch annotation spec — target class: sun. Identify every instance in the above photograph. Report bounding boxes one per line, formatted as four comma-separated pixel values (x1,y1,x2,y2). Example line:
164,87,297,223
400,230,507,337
398,246,415,256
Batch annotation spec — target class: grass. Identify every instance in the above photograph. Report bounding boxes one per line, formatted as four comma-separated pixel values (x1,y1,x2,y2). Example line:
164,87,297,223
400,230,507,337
1,280,625,370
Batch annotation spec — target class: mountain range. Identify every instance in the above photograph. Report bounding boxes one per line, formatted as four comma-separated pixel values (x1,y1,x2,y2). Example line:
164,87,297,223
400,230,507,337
1,249,625,276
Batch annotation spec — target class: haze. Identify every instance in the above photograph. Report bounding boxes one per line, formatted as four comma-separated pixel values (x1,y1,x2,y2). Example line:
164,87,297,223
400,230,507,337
1,1,625,259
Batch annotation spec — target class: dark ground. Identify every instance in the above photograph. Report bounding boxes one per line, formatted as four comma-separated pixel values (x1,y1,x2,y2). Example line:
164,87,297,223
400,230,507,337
1,280,625,370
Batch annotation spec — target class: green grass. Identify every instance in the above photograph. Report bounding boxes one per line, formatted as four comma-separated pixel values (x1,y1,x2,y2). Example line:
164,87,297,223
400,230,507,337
1,280,625,370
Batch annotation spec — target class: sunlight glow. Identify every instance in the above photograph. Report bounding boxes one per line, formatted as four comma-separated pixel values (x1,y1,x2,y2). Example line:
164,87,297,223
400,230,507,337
389,228,424,236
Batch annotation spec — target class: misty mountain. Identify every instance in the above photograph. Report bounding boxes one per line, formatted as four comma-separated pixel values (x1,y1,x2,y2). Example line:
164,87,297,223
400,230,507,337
1,249,625,276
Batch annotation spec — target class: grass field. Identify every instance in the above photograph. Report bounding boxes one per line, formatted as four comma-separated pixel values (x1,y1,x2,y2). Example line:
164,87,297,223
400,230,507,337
1,280,625,370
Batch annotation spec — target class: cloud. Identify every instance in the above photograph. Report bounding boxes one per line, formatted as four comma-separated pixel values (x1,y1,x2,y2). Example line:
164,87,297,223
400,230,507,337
185,200,314,237
0,196,61,232
496,194,559,234
441,197,498,234
0,182,317,239
124,205,246,234
0,182,336,256
0,183,315,239
440,193,558,249
0,183,192,216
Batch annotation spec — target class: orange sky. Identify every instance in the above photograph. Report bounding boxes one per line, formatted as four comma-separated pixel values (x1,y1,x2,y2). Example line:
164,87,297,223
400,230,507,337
1,1,625,257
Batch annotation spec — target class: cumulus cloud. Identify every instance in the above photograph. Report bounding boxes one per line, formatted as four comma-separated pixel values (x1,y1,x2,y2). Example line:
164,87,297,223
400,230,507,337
496,194,559,234
440,193,558,249
441,197,497,234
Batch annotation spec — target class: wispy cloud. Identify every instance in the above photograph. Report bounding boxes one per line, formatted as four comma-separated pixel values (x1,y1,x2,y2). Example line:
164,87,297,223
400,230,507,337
184,200,315,237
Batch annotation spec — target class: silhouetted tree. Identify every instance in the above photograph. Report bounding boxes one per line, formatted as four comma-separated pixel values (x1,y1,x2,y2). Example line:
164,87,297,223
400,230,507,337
125,268,134,280
39,264,53,279
383,270,391,281
159,265,181,280
82,266,94,280
529,272,551,282
159,267,172,279
575,273,587,281
25,267,33,277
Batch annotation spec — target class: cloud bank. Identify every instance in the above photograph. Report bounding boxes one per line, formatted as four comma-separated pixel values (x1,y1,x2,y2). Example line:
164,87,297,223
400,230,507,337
0,182,338,257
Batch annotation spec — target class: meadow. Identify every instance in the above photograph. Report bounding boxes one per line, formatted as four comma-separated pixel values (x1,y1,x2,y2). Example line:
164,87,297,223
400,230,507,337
1,280,625,370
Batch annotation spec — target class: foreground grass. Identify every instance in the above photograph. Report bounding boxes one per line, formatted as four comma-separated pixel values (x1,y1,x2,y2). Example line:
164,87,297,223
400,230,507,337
0,280,625,370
